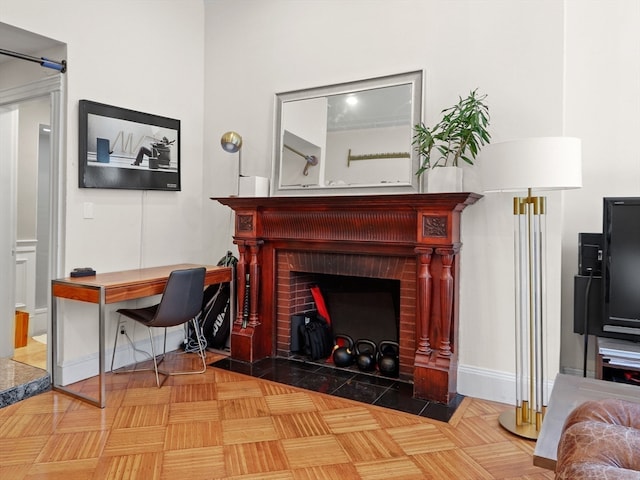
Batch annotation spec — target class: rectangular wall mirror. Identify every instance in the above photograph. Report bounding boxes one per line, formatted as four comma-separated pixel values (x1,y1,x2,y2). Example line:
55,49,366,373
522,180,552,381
272,70,423,196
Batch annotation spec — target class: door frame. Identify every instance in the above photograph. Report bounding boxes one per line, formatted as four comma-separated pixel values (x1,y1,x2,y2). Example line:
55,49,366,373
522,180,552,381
0,75,65,368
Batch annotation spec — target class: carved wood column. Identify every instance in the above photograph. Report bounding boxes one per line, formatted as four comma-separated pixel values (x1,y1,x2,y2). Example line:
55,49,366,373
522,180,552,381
234,242,247,326
414,207,463,404
228,209,266,362
415,247,433,356
248,241,263,327
436,247,459,357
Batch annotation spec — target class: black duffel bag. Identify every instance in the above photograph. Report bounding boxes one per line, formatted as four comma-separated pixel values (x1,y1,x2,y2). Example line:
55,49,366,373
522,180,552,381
300,313,333,361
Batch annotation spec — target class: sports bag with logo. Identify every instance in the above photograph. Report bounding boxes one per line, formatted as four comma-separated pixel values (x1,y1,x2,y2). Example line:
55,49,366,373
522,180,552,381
300,313,333,360
185,251,237,351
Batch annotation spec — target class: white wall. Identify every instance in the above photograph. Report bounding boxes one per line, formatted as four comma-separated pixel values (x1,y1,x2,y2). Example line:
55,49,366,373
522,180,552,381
326,127,411,185
3,0,207,269
0,47,63,355
2,0,638,402
562,0,640,374
1,0,206,379
203,0,565,403
203,0,640,403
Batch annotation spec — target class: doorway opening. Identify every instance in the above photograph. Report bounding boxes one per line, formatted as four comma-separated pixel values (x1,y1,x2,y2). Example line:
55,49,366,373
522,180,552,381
12,113,52,371
1,76,65,371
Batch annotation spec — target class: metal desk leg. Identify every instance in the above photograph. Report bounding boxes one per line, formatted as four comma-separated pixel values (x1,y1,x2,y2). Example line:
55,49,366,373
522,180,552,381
98,286,106,407
50,282,105,408
51,283,58,390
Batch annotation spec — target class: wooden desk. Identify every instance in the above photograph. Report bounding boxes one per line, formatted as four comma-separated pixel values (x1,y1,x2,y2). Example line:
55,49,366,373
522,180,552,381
51,264,233,407
533,373,640,471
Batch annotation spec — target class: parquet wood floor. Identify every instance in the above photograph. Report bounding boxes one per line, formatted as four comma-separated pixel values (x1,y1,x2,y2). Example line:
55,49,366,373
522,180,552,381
13,337,47,371
0,351,554,479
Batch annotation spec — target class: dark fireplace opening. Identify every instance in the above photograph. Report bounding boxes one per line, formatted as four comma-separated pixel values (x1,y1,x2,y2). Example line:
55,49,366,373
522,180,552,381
286,272,400,363
274,251,417,382
314,274,400,347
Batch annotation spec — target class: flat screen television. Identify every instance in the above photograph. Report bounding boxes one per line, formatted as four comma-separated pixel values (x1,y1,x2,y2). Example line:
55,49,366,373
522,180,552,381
602,197,640,341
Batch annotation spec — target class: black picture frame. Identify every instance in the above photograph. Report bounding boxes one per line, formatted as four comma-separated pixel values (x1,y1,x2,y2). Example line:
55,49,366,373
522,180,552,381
79,100,181,191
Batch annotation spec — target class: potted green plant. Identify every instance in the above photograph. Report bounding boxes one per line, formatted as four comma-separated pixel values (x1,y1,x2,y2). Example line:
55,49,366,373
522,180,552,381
413,88,491,192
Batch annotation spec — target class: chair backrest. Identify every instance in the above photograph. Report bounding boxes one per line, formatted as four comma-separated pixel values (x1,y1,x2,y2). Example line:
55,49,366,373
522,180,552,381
148,267,206,328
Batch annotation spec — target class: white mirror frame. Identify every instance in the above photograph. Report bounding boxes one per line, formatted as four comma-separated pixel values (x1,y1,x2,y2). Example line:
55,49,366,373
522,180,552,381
272,70,424,196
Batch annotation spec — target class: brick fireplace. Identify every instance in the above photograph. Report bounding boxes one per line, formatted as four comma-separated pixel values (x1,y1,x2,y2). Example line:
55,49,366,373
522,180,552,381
215,193,480,403
276,251,414,379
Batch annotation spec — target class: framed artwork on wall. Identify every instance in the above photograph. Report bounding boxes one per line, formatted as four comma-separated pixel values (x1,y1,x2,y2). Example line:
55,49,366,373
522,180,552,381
79,100,181,191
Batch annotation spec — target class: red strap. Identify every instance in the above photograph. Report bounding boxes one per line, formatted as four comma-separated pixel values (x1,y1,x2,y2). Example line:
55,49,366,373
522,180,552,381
310,285,331,324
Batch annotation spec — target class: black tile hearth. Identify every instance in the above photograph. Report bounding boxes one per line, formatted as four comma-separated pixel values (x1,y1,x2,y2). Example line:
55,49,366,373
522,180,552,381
210,356,463,422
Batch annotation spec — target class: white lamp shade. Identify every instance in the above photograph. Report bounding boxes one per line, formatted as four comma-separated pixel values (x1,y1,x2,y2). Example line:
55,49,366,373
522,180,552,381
479,137,582,193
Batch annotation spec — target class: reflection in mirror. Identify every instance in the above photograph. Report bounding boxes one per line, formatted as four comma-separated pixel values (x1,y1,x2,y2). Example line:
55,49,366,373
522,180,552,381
281,130,321,186
272,70,423,196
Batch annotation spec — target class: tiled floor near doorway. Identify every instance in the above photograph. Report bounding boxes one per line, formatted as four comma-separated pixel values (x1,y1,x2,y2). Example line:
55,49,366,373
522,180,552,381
0,358,49,408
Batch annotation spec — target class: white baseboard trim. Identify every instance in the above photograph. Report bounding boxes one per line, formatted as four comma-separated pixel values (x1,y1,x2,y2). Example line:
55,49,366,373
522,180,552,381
57,329,185,386
561,366,595,378
457,364,515,404
457,364,556,405
57,346,560,402
31,308,48,336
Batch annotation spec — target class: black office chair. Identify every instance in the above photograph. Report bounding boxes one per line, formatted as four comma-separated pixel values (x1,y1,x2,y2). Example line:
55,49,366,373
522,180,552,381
110,267,207,387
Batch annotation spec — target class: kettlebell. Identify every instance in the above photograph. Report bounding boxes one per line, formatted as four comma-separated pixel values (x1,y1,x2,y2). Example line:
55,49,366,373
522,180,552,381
332,334,355,368
355,339,377,372
377,340,399,377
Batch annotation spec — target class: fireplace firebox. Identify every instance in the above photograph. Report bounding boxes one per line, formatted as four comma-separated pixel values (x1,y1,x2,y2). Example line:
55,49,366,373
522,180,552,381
215,193,480,403
286,272,400,366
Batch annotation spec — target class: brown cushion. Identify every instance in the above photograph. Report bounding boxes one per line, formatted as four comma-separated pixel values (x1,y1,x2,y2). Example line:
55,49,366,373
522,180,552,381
563,398,640,431
555,399,640,480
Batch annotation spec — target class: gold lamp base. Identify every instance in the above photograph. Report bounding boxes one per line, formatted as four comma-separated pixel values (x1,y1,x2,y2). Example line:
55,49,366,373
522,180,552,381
498,410,540,440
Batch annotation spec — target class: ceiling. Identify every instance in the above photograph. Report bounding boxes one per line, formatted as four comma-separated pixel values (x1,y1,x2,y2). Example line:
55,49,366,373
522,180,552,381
0,22,65,65
326,83,412,131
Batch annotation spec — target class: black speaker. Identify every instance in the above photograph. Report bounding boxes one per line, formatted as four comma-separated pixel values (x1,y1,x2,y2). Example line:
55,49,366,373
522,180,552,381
573,274,603,335
290,315,305,352
578,232,602,276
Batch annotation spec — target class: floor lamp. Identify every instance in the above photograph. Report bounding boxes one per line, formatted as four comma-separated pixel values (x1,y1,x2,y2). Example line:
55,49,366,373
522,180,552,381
220,131,243,195
480,137,582,439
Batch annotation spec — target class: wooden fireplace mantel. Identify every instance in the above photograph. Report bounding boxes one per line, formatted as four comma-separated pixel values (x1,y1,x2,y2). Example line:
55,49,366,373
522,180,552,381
214,192,481,403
